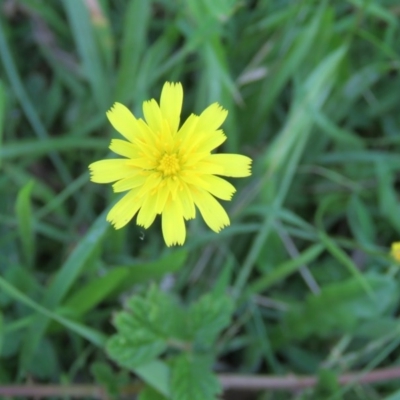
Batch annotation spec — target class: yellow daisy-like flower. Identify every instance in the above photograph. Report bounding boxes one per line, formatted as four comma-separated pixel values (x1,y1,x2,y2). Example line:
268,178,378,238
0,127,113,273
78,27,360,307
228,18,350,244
391,242,400,262
89,82,252,246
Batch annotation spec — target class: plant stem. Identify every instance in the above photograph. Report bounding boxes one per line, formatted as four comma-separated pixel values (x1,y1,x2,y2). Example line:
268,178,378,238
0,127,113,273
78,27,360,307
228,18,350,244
1,366,400,397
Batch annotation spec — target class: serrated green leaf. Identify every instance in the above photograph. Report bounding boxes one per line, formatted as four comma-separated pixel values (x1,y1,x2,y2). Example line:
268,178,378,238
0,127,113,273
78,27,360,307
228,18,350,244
171,354,221,400
107,285,186,368
107,320,166,368
125,285,184,339
189,293,234,348
107,286,234,396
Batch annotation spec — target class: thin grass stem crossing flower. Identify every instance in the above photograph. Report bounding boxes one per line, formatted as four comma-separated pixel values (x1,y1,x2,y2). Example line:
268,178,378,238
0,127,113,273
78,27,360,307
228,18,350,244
89,82,252,246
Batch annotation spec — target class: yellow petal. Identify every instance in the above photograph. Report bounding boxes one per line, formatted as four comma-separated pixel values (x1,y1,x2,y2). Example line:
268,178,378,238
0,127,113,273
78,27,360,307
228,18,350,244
137,118,158,146
158,119,174,153
193,160,224,175
136,192,158,228
155,183,170,214
181,151,208,169
106,103,140,142
193,189,230,232
162,198,186,246
127,157,157,170
197,103,228,132
135,174,162,199
112,174,147,193
109,139,138,159
178,114,199,146
107,189,142,229
195,129,227,153
201,154,252,177
184,174,236,200
178,181,196,220
143,99,163,134
166,177,180,200
89,159,136,183
160,82,183,134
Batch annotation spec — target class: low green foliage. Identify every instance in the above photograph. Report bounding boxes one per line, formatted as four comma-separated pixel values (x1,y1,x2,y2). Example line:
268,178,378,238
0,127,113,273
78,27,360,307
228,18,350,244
107,286,233,399
283,274,398,340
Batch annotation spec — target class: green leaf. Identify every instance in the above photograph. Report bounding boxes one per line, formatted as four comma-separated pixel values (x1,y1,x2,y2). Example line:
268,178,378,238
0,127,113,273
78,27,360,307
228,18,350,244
61,0,109,110
385,388,400,400
171,354,221,400
116,249,188,288
29,338,59,380
138,385,168,400
283,274,397,339
106,287,234,397
126,285,184,339
20,210,110,371
314,369,340,398
107,316,167,369
106,286,177,368
347,194,376,246
63,250,187,318
0,265,40,307
0,80,5,169
0,312,3,355
0,137,107,160
0,275,106,347
248,243,325,294
63,268,130,317
135,360,171,398
234,44,346,294
15,180,35,268
376,163,400,233
91,361,129,398
189,292,234,348
115,1,151,103
0,21,71,183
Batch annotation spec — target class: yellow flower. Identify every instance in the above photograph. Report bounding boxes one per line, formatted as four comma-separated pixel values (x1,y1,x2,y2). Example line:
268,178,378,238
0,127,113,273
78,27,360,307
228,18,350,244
391,242,400,262
89,82,252,246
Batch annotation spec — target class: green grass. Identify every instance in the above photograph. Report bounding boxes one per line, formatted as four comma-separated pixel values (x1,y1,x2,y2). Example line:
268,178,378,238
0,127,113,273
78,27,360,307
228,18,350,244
1,1,400,399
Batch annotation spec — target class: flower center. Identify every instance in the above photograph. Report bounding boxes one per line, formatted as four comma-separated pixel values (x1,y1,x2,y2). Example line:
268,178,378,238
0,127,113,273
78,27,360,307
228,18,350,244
158,153,180,176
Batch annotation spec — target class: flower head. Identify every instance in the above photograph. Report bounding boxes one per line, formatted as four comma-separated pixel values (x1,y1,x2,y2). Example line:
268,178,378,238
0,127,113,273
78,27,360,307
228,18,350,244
89,82,252,246
391,242,400,262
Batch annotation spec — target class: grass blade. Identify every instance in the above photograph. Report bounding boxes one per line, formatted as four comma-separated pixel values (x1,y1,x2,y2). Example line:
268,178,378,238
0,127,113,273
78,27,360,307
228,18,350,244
15,180,35,268
0,20,72,184
19,209,110,372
